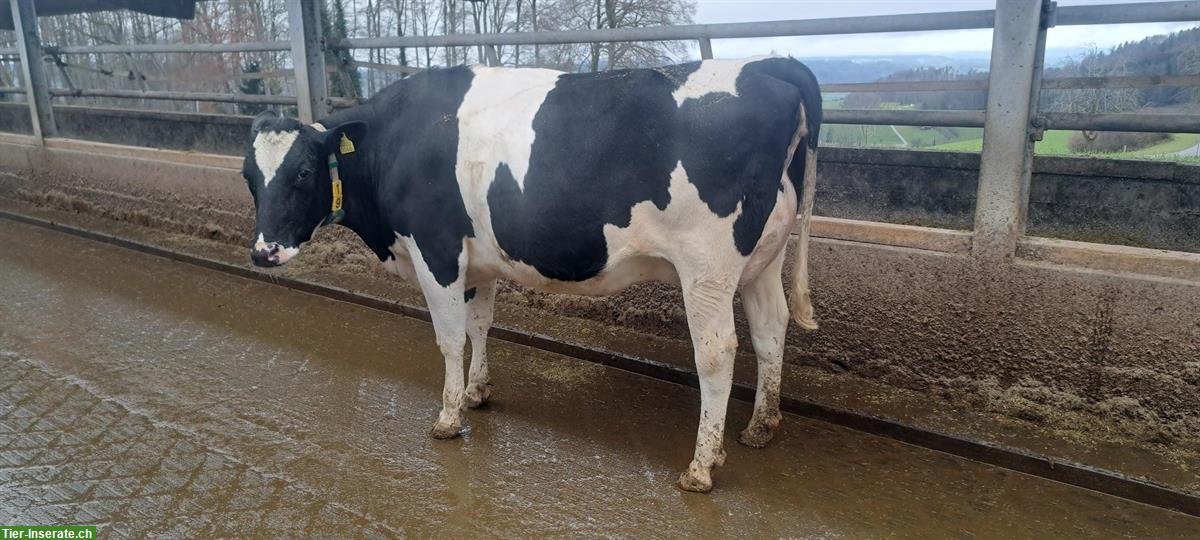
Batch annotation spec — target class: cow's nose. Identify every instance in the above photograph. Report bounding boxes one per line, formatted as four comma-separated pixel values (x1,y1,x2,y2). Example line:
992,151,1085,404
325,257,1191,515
251,243,281,267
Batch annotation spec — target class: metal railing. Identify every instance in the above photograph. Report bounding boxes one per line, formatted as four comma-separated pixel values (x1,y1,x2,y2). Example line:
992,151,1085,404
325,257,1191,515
4,0,1199,262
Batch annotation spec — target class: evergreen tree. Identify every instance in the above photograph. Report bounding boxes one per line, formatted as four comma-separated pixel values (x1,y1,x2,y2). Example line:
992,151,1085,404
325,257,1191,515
323,0,362,99
238,60,268,116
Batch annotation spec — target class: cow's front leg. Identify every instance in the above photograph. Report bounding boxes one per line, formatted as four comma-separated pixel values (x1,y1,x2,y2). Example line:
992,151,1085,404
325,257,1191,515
678,274,738,493
464,280,497,408
406,240,470,439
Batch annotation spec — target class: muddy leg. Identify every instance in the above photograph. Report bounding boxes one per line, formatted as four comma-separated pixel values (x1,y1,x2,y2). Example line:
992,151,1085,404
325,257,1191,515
407,240,469,440
678,276,738,493
464,280,496,409
738,250,788,448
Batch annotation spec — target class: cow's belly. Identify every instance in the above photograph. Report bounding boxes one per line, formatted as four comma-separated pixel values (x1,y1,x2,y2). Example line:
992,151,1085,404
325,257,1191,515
464,227,678,295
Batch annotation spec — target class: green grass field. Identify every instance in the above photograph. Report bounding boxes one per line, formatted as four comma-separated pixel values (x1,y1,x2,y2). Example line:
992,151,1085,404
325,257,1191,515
822,99,1199,160
928,131,1200,159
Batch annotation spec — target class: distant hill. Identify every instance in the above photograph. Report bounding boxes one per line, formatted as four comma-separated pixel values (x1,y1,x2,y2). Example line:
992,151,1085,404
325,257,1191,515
798,54,988,84
826,26,1200,113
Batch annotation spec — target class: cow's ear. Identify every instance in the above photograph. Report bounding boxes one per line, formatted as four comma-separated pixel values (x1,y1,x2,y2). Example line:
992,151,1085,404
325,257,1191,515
251,110,278,134
319,121,368,156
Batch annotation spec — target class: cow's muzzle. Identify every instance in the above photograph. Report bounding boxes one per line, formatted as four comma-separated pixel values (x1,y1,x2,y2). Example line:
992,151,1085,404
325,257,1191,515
250,240,295,267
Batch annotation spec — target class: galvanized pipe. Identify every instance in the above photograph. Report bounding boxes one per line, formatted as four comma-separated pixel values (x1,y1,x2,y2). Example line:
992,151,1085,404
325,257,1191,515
334,10,998,49
10,0,55,139
1042,111,1200,133
824,109,986,128
822,80,989,93
823,74,1200,94
287,0,329,123
49,88,298,105
1055,1,1200,25
1041,73,1200,90
43,41,291,55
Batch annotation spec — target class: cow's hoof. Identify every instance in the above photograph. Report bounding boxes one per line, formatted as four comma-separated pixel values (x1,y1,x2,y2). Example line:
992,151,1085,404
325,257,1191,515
738,415,781,448
738,425,775,448
677,462,714,493
464,383,491,409
430,420,462,439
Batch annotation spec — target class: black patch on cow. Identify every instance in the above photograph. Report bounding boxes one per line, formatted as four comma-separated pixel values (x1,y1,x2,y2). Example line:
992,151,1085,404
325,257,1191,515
464,287,477,302
742,57,823,197
488,69,677,281
679,58,814,255
653,61,702,89
487,58,820,280
329,67,477,287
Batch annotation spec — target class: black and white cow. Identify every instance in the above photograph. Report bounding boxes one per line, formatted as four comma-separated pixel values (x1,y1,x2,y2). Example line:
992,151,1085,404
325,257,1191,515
243,56,821,492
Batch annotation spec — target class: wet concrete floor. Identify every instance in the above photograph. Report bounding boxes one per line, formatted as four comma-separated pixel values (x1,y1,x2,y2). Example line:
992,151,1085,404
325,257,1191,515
1,220,1198,538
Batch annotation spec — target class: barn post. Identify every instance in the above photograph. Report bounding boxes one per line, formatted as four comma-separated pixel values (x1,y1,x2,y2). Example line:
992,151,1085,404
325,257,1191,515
698,38,713,60
9,0,56,142
971,0,1046,261
286,0,329,124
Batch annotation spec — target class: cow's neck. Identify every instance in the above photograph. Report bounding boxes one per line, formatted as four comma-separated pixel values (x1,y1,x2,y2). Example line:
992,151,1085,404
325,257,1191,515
318,107,395,261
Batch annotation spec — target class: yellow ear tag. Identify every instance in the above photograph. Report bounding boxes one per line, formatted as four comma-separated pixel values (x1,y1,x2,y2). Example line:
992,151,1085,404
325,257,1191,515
339,134,356,154
331,178,343,212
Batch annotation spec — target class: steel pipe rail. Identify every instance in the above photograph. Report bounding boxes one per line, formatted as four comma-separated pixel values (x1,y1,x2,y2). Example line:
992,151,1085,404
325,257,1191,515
822,80,989,93
823,74,1200,93
1041,73,1200,90
48,88,297,105
333,10,998,49
0,86,26,94
9,2,1195,56
1056,1,1200,25
1041,111,1200,133
42,41,290,55
824,109,986,128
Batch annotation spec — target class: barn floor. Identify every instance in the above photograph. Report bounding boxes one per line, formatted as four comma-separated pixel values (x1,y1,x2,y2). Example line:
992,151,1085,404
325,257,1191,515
1,220,1197,538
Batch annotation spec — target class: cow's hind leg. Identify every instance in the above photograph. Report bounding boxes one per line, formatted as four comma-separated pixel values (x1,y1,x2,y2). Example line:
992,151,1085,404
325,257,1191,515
464,280,497,408
738,249,788,448
678,274,739,493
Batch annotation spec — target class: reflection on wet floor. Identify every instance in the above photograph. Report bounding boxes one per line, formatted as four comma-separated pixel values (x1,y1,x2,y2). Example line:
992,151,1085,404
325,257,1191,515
1,221,1197,538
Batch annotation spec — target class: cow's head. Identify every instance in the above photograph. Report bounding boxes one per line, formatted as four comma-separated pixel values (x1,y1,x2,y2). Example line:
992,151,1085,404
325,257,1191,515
243,111,364,267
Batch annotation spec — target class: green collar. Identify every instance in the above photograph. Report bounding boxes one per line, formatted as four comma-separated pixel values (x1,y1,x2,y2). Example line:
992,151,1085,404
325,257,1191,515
312,122,349,227
321,154,345,227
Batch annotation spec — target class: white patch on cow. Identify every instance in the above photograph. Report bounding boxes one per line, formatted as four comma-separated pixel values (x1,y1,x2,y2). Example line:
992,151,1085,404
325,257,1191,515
254,232,303,265
601,161,744,282
456,65,562,192
672,56,772,106
253,130,298,187
381,235,419,284
274,246,300,265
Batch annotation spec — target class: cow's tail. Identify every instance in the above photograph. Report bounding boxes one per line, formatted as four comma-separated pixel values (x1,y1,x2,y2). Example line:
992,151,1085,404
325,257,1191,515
772,57,822,331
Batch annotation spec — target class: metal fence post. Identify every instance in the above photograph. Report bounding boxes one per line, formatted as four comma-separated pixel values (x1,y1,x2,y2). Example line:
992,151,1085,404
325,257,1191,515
10,0,55,141
698,38,713,60
287,0,328,123
971,0,1044,261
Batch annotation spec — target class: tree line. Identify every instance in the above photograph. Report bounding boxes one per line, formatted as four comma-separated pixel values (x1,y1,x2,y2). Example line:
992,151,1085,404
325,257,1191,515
0,0,695,114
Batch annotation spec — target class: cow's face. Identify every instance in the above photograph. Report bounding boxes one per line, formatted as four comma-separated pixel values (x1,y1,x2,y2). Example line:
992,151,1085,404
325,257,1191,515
242,111,361,267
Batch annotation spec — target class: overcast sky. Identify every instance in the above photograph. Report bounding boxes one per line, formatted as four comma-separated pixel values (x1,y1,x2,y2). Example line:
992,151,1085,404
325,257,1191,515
695,0,1198,59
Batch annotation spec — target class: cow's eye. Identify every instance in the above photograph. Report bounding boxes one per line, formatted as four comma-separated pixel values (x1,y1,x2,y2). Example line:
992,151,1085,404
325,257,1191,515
296,168,312,182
